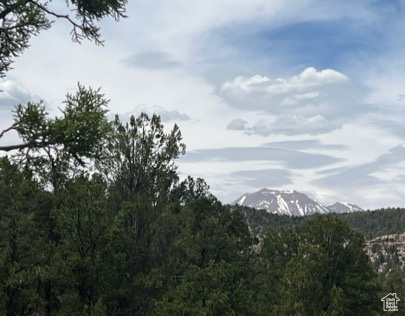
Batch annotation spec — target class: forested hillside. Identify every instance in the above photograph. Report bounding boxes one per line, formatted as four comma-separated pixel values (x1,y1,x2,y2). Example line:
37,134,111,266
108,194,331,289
0,144,385,314
340,208,405,240
236,205,405,240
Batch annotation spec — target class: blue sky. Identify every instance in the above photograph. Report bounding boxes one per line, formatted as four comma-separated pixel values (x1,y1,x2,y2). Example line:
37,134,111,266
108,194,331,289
220,19,379,71
1,0,405,208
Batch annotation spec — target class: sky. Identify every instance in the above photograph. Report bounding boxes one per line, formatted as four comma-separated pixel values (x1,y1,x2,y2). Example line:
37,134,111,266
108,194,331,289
1,0,405,209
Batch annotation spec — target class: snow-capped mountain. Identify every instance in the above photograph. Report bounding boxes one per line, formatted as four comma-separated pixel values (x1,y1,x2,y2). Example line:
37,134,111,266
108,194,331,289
232,188,329,216
326,202,364,214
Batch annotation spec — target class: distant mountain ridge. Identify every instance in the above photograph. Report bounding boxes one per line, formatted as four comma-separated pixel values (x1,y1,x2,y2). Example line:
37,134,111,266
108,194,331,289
232,188,363,216
326,202,364,214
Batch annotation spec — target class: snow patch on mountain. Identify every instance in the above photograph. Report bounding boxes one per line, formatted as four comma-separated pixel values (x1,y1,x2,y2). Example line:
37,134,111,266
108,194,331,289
327,202,364,214
237,195,247,206
232,188,329,216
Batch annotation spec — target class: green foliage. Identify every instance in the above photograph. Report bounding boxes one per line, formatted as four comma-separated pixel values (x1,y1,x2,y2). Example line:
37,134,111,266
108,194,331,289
0,104,400,315
261,216,381,315
339,208,405,239
154,191,255,316
0,157,48,315
382,269,405,315
239,204,405,240
232,204,304,236
104,113,186,203
50,173,110,314
0,1,51,77
1,0,401,313
0,0,127,77
0,119,398,315
51,85,112,163
154,262,236,316
0,84,111,189
10,84,110,159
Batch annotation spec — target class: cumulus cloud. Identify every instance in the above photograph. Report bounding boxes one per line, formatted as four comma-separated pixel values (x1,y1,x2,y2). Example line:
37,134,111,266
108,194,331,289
220,67,369,123
219,67,371,137
222,67,349,94
113,104,191,123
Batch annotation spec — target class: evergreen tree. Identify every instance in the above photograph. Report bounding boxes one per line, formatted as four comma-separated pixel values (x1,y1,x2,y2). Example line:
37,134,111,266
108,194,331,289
262,216,381,315
382,269,405,316
0,0,127,77
50,173,110,315
154,182,255,315
0,157,48,315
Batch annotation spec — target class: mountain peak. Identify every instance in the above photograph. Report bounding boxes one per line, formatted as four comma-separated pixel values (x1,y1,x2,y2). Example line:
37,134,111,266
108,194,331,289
233,189,365,216
326,202,364,213
233,189,329,216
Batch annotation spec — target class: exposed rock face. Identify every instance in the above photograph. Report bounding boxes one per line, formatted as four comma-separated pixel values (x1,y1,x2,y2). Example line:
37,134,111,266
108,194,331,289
365,233,405,273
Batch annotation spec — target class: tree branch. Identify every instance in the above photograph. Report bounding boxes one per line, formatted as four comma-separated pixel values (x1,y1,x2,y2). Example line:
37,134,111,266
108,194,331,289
0,142,32,152
26,0,103,45
0,124,15,139
0,2,22,20
26,0,80,27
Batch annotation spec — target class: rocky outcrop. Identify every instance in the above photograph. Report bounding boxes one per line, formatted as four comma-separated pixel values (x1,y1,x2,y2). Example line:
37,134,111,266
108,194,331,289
365,233,405,273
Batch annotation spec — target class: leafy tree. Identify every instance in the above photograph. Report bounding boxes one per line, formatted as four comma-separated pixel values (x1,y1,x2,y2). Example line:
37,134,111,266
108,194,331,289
0,0,127,77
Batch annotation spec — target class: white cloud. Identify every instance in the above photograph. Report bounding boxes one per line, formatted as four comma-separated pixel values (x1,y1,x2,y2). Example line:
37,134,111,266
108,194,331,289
281,91,321,106
3,0,405,209
226,113,341,137
222,67,349,95
292,67,349,85
220,67,370,134
0,80,36,108
314,144,405,208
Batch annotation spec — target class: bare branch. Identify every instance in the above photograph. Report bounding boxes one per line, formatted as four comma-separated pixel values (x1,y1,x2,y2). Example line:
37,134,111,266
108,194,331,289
0,124,16,139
